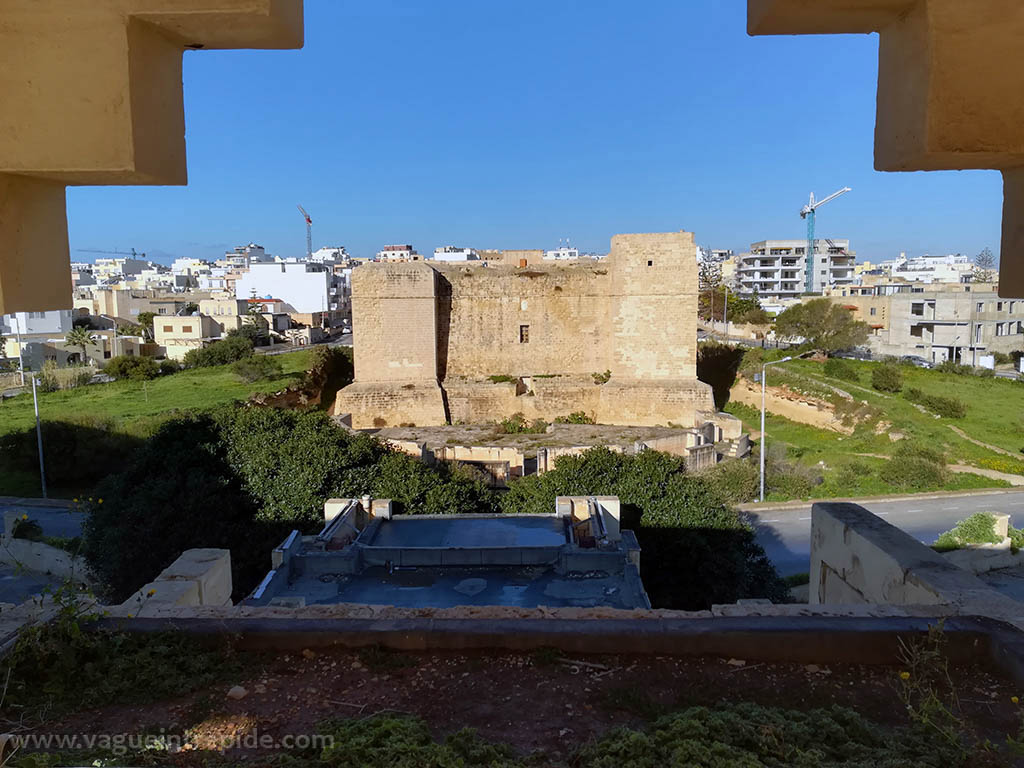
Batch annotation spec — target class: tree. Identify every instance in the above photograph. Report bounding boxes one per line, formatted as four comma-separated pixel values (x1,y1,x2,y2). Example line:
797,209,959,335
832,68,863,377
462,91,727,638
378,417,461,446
774,299,869,352
136,312,155,341
972,248,997,283
104,354,160,381
697,261,723,321
64,326,96,364
182,302,199,315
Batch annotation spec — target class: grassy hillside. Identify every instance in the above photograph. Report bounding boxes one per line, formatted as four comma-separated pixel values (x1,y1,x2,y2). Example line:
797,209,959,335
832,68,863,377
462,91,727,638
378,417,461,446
0,350,314,497
723,356,1024,501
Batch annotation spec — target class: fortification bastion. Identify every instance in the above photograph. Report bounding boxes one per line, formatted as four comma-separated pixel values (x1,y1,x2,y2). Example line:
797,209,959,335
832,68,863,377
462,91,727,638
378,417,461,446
333,231,715,428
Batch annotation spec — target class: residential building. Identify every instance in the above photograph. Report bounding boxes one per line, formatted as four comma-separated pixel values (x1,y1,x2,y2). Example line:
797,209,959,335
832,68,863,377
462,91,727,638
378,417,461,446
153,315,221,360
310,246,349,264
1,310,73,336
218,243,274,270
888,253,974,284
92,257,150,282
375,244,421,262
544,244,580,260
737,238,856,299
433,246,479,262
235,262,335,314
829,283,1024,363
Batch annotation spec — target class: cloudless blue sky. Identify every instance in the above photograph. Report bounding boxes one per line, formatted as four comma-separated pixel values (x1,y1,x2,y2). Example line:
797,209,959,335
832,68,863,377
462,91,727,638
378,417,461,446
66,0,1003,264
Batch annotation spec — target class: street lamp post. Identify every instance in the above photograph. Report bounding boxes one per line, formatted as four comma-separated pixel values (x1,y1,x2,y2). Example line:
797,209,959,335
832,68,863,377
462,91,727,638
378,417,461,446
759,356,793,503
14,313,25,386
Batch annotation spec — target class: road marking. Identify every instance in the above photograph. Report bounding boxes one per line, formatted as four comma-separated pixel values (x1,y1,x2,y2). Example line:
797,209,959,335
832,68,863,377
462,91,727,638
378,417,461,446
798,516,811,521
875,512,890,516
762,519,781,523
906,509,923,513
945,507,960,511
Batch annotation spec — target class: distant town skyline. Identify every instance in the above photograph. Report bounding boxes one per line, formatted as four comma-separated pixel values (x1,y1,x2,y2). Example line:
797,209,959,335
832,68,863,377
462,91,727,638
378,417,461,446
66,0,1003,266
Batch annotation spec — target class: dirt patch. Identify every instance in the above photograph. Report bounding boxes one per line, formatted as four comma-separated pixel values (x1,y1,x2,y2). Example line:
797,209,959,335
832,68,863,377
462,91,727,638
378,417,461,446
35,648,1018,765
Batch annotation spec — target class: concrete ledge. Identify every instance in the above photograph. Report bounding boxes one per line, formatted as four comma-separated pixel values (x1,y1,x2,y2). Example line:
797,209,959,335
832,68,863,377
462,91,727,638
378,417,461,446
88,614,1023,678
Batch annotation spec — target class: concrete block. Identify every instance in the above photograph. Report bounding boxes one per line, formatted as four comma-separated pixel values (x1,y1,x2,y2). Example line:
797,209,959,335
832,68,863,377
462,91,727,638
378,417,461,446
156,548,232,606
127,580,199,609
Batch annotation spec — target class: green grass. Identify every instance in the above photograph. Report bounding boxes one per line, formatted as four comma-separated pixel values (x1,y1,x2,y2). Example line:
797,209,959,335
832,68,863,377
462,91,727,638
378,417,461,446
0,350,313,441
0,351,314,498
725,389,1014,502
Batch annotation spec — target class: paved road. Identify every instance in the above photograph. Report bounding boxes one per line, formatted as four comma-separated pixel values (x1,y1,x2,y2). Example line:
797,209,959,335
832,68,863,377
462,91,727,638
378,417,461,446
746,489,1024,576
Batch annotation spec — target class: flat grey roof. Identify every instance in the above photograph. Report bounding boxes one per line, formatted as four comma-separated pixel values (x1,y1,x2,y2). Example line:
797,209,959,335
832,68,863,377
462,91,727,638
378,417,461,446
365,516,568,549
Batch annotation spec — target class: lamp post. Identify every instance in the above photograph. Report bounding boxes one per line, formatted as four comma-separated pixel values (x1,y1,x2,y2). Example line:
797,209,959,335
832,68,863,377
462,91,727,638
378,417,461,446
759,356,793,503
14,313,25,386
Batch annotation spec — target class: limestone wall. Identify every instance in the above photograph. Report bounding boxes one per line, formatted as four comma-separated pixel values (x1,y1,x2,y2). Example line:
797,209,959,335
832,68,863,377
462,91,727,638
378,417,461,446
350,263,438,383
333,381,446,429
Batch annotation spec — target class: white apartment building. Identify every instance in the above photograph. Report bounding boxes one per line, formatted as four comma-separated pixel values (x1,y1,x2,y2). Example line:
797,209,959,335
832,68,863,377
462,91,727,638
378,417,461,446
544,245,580,260
1,310,73,336
92,257,151,282
310,246,349,264
887,253,974,284
219,243,274,269
376,244,421,262
235,262,336,314
737,238,856,299
433,246,479,262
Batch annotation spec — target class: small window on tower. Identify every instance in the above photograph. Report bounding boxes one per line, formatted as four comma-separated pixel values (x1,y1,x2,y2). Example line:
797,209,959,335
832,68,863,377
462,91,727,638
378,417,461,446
647,260,653,267
519,325,530,343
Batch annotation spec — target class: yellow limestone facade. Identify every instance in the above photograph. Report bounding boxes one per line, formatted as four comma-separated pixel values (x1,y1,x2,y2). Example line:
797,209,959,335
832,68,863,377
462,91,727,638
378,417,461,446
748,0,1024,298
0,0,304,314
334,231,716,429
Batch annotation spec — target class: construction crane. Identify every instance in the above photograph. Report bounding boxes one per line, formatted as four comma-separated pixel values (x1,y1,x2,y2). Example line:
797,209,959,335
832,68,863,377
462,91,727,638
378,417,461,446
76,247,146,259
297,204,313,260
799,187,850,293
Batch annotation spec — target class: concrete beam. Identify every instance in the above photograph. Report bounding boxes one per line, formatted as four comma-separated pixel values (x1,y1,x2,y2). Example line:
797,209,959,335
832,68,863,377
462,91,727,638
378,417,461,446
748,0,912,35
0,0,303,314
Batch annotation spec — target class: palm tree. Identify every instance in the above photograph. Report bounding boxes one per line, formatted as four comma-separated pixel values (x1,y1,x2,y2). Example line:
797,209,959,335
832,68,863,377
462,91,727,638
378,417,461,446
64,325,96,364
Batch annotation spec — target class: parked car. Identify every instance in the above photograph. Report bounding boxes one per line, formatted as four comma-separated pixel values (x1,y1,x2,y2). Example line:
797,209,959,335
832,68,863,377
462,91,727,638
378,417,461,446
834,347,872,361
899,355,932,369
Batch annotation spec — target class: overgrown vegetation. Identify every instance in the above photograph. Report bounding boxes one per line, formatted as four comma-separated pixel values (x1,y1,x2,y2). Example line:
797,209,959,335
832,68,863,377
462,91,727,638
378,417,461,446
103,354,161,381
554,411,596,425
82,407,496,602
774,298,869,352
182,335,254,369
871,364,904,393
35,360,94,392
591,369,611,385
823,357,861,383
905,387,968,418
933,513,1002,552
502,448,786,609
496,412,548,434
231,354,283,382
879,442,949,491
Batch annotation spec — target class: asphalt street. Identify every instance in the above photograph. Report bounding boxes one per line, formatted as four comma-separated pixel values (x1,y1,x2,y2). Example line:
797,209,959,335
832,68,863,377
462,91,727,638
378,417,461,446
746,489,1024,576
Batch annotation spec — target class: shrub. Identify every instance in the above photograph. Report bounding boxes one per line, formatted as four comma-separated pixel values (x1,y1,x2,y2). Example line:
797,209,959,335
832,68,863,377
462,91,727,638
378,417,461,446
11,517,43,541
904,387,967,418
496,412,548,434
702,458,759,504
976,367,996,378
936,359,972,376
181,335,253,368
993,351,1013,366
871,364,903,393
833,459,874,489
231,354,282,382
823,357,860,383
487,374,516,384
103,354,159,381
592,369,611,385
35,359,61,392
554,411,596,425
893,442,946,465
933,512,1002,552
158,359,179,375
879,456,948,490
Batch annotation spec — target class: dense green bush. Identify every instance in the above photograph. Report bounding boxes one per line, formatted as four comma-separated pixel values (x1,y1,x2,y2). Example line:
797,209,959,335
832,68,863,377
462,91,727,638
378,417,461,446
893,442,946,465
182,335,253,368
879,456,949,491
933,512,1002,552
904,388,967,418
976,367,996,378
935,360,972,376
84,407,496,601
158,359,179,375
501,448,786,609
103,354,160,381
231,354,282,382
871,364,903,393
701,457,759,504
823,357,861,383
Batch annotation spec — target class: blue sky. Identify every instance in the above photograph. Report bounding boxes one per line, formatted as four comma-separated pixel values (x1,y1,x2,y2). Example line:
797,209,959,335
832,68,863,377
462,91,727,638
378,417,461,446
67,0,1003,265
